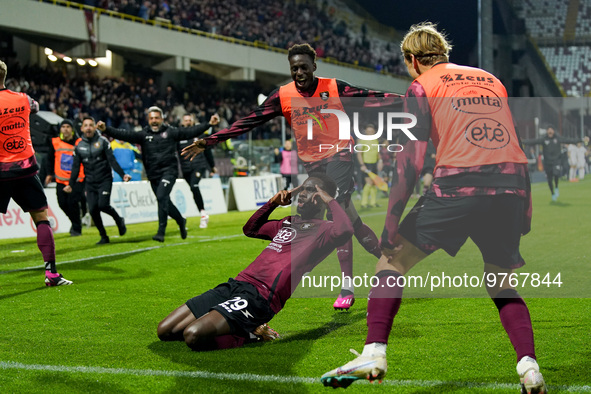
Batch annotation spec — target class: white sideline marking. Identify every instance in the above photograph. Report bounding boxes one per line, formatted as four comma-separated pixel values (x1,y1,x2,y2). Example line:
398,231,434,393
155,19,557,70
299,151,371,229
0,361,589,391
0,234,242,275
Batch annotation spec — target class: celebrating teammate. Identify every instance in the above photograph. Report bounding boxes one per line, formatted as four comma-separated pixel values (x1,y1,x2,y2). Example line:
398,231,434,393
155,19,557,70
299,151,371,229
157,174,353,351
321,22,547,394
183,43,402,310
0,60,72,286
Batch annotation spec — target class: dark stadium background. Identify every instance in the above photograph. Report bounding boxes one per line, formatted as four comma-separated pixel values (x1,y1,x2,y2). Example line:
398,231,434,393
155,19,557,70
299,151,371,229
355,0,479,67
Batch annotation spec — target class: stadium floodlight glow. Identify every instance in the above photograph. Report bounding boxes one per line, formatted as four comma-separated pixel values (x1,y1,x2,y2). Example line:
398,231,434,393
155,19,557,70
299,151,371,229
44,48,53,56
88,59,98,67
48,54,58,62
77,58,86,66
63,56,72,62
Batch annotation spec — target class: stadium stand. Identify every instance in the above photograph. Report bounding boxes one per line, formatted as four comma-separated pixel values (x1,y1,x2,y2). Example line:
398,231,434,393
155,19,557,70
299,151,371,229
3,63,282,139
520,0,568,39
65,0,405,75
576,0,591,37
539,46,591,97
517,0,591,97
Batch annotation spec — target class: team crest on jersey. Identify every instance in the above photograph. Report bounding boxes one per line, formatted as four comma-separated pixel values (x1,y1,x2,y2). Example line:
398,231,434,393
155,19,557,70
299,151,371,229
94,141,101,149
319,91,329,101
273,227,297,244
300,223,315,230
161,131,168,138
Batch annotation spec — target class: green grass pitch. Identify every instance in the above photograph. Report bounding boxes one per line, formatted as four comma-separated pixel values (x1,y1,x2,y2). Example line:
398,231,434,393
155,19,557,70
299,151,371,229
0,178,589,393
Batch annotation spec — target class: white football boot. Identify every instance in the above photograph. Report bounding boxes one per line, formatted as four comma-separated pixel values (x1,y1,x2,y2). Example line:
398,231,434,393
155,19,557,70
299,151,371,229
321,349,387,388
517,356,547,394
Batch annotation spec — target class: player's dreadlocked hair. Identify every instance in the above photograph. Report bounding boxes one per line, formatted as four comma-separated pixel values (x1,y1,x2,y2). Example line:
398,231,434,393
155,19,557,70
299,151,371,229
288,43,317,62
307,172,337,198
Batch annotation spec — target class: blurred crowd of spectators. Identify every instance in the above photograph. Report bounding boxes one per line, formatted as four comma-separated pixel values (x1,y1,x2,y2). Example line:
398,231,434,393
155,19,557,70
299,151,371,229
5,63,284,141
72,0,405,74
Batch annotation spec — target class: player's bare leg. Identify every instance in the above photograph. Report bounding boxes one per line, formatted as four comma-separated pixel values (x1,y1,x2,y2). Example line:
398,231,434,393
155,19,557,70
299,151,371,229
157,304,197,341
183,310,233,351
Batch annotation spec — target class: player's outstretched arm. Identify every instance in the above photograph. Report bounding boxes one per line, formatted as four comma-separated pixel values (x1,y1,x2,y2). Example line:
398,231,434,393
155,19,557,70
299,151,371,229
176,114,221,141
181,139,207,161
98,121,143,144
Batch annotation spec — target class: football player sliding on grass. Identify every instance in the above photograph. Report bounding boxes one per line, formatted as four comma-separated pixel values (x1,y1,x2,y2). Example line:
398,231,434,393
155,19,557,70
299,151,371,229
157,174,353,351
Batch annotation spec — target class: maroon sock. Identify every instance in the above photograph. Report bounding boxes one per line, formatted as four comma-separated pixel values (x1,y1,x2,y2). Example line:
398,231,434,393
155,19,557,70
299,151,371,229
214,335,246,350
336,239,353,285
493,289,536,362
354,221,381,258
36,221,56,273
366,270,403,345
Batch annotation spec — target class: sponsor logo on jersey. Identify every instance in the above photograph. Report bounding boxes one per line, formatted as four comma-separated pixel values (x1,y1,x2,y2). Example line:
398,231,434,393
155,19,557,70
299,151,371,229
0,116,26,136
464,118,510,150
451,87,502,114
440,73,495,84
273,227,297,244
3,135,26,153
0,106,26,116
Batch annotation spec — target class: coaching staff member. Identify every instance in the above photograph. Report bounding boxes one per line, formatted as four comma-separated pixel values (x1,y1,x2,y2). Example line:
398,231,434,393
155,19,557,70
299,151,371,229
98,107,219,242
66,116,130,245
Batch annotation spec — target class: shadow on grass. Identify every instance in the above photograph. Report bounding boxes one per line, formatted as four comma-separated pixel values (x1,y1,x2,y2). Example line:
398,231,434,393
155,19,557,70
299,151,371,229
147,311,367,392
549,201,571,207
0,287,45,302
0,250,153,297
0,235,158,268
